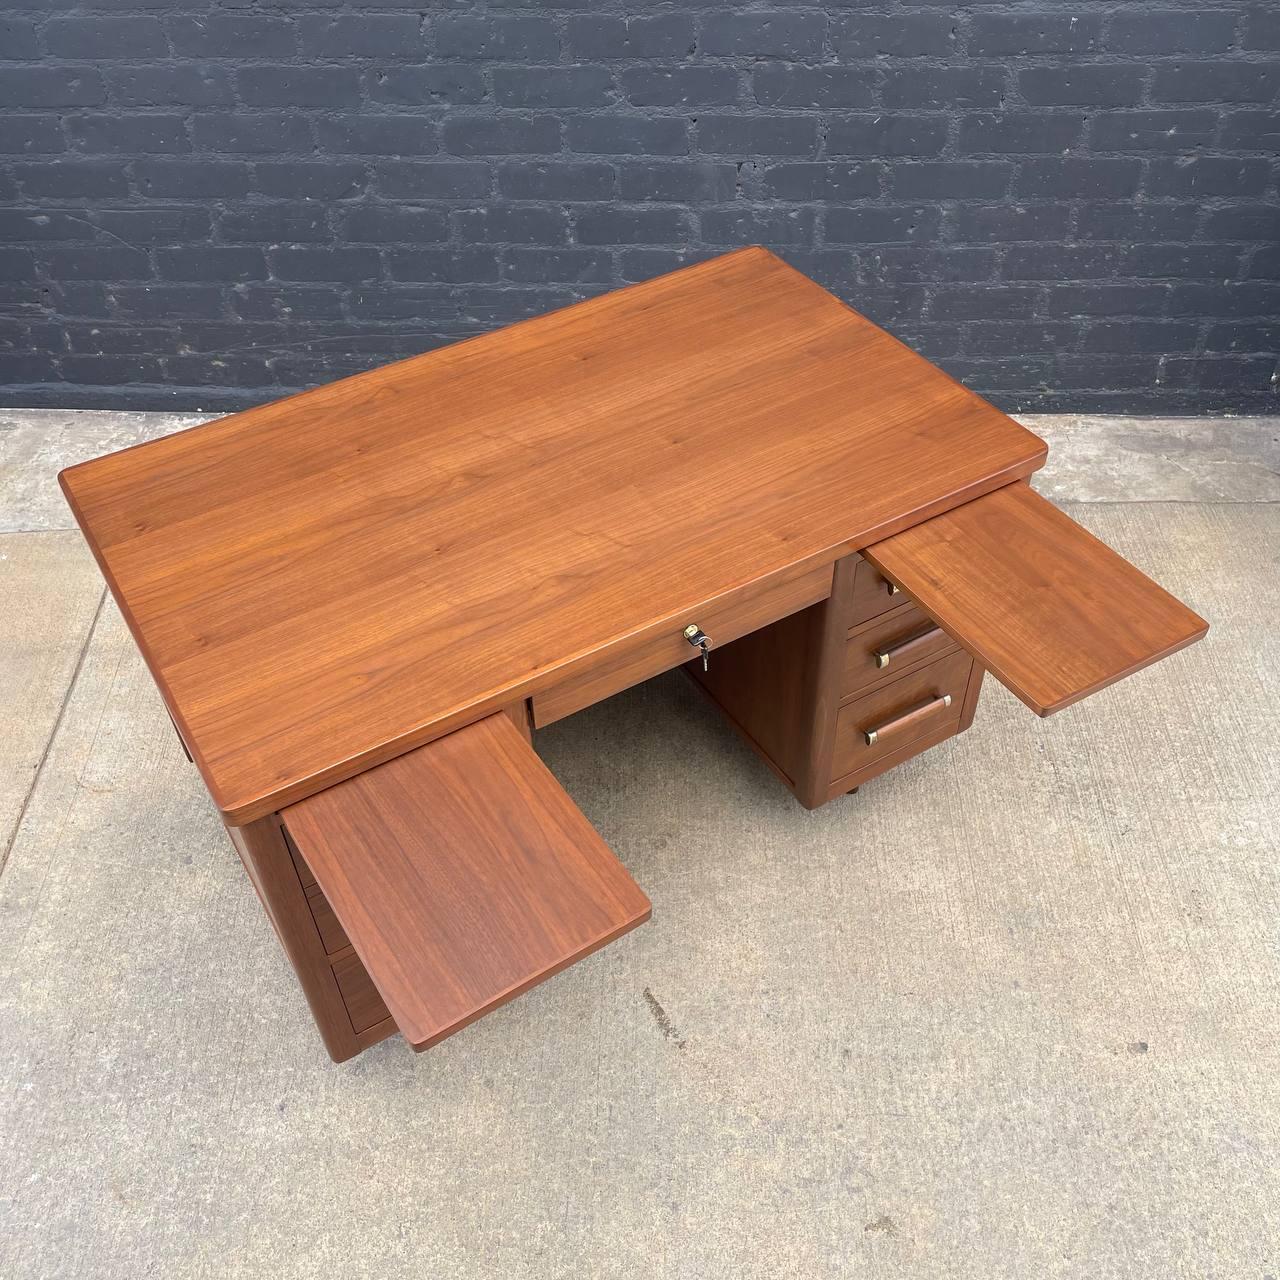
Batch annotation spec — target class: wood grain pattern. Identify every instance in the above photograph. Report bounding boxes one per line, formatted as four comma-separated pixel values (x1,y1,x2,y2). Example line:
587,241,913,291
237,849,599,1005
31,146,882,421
60,246,1046,822
281,712,652,1052
864,481,1209,716
533,559,832,726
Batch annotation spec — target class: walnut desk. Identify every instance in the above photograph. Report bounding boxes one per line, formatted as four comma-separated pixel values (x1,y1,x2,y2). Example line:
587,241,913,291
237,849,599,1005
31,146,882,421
60,247,1208,1063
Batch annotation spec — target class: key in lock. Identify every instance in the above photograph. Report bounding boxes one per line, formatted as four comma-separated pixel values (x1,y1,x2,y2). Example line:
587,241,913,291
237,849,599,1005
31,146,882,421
683,623,713,671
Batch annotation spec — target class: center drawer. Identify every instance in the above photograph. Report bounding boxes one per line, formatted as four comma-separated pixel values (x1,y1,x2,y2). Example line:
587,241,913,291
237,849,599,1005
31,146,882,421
533,560,833,727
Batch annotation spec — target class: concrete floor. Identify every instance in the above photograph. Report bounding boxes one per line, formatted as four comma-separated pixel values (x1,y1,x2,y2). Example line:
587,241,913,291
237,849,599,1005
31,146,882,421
1,409,1277,1279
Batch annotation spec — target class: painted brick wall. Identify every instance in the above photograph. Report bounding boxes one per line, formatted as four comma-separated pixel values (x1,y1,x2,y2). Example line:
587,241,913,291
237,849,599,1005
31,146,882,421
1,3,1277,414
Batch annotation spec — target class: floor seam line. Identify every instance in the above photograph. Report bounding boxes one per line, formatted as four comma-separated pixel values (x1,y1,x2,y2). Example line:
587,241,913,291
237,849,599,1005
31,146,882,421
0,584,107,879
1,527,82,535
1050,498,1280,507
4,503,1277,539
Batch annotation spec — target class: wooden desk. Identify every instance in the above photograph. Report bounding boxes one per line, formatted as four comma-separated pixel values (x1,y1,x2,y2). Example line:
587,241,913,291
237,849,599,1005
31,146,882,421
61,248,1207,1062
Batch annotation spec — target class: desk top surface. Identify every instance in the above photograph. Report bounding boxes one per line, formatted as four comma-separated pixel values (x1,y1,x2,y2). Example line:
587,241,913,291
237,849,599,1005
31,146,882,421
61,246,1046,822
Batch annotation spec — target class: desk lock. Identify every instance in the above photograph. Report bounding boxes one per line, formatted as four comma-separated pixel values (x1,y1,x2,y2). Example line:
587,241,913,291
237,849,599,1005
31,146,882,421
683,623,713,671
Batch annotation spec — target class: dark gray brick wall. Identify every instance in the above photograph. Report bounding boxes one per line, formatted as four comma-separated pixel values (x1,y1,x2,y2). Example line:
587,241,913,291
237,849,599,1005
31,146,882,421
1,2,1277,414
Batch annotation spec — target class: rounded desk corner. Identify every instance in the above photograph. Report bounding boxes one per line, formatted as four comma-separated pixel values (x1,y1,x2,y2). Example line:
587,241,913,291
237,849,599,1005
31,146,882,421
57,463,86,511
214,787,269,830
1018,439,1050,481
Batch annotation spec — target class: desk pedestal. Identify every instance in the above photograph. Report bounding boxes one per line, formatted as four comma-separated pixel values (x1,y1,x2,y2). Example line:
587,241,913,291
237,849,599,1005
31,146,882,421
691,553,984,808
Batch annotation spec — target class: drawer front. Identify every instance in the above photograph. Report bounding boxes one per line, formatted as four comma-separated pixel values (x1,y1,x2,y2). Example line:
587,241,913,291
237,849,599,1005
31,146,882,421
843,603,957,698
332,952,391,1034
832,650,973,780
847,556,904,627
533,560,833,727
306,883,351,956
283,824,317,890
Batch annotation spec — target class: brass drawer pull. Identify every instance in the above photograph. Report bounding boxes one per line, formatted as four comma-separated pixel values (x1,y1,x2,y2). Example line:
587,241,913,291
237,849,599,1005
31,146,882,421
874,624,944,670
864,693,952,746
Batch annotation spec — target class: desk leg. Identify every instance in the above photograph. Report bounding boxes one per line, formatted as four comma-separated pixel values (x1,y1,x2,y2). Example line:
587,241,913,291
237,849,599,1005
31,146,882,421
503,699,534,744
225,816,397,1062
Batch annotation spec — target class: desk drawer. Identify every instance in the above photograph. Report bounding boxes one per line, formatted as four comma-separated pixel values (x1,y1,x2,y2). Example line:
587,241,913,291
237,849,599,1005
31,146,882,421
832,650,973,781
847,556,905,627
843,604,956,698
533,560,833,727
332,952,390,1034
306,882,350,955
283,825,317,890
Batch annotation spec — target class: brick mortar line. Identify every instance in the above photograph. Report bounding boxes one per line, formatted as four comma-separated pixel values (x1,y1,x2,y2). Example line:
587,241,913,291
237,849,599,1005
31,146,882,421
2,4,1277,412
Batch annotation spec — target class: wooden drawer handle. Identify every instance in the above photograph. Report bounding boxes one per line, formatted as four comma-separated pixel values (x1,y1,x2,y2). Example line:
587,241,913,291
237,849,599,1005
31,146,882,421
864,693,952,746
875,624,944,669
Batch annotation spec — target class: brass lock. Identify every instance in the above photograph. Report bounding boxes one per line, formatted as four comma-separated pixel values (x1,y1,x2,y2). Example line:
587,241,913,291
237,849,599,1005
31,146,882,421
683,623,713,671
